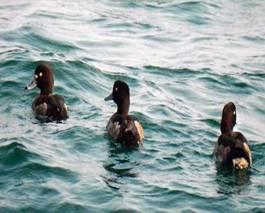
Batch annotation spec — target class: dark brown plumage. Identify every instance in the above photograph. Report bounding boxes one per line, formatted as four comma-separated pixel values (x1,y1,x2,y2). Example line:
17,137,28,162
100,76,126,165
105,80,144,147
214,102,252,169
25,63,68,121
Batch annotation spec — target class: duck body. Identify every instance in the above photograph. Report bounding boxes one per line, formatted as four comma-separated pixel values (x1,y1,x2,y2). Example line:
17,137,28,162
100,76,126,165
107,113,144,146
32,94,68,120
26,63,68,121
214,102,252,169
215,131,251,169
105,80,144,147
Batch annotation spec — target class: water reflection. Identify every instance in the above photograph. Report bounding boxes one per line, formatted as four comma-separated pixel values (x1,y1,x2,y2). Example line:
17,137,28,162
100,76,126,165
215,164,251,195
102,139,141,190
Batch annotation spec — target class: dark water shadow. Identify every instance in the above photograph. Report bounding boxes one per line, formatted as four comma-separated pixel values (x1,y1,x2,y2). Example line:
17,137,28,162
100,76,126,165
101,137,142,191
215,163,251,195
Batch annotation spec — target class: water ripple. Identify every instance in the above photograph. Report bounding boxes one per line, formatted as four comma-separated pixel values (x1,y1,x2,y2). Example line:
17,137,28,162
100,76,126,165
0,0,265,212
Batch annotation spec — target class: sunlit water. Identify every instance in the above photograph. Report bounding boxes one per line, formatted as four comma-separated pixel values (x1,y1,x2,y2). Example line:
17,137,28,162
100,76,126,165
0,0,265,212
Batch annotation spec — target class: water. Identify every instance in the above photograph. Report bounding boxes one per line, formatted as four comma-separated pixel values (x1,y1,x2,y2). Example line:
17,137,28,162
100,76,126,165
0,0,265,212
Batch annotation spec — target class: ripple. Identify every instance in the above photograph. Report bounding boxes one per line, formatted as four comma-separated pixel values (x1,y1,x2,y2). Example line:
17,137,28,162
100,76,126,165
0,142,42,167
0,0,265,212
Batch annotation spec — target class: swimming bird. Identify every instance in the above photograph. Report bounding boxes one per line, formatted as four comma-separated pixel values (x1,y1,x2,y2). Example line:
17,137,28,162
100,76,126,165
104,80,144,147
214,102,252,169
25,63,68,121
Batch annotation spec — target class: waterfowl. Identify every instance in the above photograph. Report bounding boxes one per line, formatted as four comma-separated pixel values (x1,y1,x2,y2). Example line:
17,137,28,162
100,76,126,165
214,102,252,169
104,80,144,146
25,63,68,121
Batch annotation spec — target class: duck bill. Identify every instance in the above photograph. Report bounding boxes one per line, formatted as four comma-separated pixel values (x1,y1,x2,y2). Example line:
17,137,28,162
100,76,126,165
104,93,113,101
25,77,37,90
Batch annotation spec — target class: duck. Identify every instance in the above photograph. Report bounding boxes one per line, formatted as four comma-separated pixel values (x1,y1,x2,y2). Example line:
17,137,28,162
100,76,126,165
25,62,68,121
214,102,252,169
104,80,144,147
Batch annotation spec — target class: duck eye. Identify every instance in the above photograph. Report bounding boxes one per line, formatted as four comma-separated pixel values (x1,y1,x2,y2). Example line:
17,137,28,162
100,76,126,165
39,72,43,77
233,111,236,115
35,75,38,79
115,87,118,91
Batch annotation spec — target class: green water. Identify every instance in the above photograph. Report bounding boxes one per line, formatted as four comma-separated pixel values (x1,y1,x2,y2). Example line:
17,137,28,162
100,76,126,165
0,0,265,212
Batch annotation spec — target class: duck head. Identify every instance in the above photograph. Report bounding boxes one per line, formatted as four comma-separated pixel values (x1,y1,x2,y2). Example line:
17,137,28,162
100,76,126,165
105,80,130,116
25,63,54,95
221,102,237,134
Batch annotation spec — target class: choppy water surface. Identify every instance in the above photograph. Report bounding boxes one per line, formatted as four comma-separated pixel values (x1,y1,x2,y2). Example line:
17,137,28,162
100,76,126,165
0,0,265,212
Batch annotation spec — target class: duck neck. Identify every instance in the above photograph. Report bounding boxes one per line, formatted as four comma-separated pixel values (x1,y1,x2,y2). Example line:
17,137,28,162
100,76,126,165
117,98,129,117
221,118,233,134
40,88,53,96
